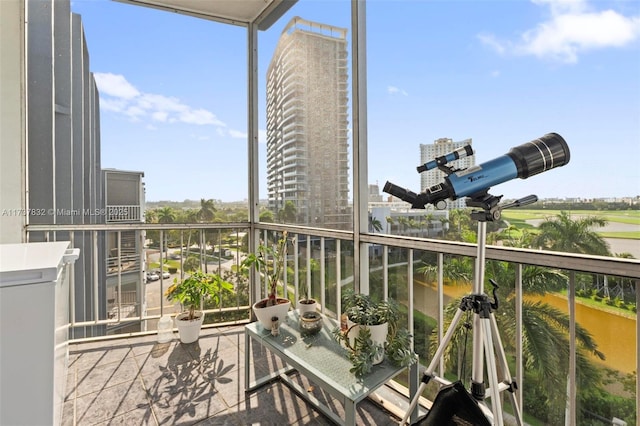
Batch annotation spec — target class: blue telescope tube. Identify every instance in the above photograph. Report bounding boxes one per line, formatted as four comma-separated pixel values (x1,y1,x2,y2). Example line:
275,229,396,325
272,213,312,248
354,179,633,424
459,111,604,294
446,155,517,199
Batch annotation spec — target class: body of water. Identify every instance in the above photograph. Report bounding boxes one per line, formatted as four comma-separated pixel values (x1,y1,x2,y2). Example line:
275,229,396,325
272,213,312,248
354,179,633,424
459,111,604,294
535,293,636,374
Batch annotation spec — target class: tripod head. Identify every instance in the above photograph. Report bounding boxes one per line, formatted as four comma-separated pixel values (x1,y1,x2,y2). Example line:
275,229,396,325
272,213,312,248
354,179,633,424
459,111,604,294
466,193,538,222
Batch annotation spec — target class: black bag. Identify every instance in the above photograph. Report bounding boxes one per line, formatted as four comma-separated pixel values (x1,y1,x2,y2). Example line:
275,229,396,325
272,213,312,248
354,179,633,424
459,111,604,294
411,381,491,426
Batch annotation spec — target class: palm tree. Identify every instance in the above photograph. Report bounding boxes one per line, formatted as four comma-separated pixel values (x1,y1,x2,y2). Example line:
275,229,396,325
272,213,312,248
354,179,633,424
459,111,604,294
438,217,449,237
157,207,176,224
533,211,612,299
423,213,434,237
179,209,200,261
278,200,297,223
448,208,471,239
180,209,199,224
385,216,396,233
145,209,157,223
199,198,216,222
417,255,472,284
532,211,610,256
259,209,275,223
368,214,383,232
156,207,177,254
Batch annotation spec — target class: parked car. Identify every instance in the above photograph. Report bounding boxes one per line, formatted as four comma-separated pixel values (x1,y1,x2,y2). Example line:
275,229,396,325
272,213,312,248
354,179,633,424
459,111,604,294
146,271,160,282
158,270,171,279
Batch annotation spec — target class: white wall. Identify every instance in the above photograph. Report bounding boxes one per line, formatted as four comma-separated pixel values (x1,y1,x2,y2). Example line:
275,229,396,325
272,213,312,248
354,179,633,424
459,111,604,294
0,0,27,243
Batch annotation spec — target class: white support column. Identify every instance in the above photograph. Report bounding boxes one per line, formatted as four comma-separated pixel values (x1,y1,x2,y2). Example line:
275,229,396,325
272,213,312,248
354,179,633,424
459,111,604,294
351,0,368,294
247,22,260,306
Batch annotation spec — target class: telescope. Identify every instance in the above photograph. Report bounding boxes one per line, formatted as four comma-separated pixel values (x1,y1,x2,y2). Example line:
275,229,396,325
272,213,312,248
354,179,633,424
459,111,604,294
384,133,570,209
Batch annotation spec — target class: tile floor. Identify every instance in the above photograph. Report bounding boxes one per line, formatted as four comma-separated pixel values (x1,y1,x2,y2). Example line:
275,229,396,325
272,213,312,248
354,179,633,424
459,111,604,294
62,324,402,425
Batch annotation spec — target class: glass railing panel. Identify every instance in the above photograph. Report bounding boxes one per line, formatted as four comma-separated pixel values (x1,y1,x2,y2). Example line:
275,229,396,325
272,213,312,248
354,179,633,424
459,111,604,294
574,271,637,426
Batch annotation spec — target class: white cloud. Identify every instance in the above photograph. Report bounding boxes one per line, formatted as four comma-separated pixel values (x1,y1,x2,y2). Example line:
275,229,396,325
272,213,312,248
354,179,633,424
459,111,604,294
479,0,640,63
98,97,128,113
190,134,210,141
151,111,168,122
94,73,140,99
387,85,409,96
94,72,227,128
180,108,225,126
228,129,247,139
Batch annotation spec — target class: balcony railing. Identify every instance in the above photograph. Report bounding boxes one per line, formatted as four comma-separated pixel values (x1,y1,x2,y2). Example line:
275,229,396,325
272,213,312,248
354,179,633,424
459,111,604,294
26,221,639,425
105,204,142,222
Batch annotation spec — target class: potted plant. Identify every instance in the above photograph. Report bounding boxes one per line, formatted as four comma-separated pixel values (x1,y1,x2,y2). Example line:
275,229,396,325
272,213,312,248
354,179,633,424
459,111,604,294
333,290,417,377
297,285,318,316
165,270,234,343
241,231,292,330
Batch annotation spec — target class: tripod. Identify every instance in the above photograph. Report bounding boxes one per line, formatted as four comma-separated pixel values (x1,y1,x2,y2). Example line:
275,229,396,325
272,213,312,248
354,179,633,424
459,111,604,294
400,193,536,426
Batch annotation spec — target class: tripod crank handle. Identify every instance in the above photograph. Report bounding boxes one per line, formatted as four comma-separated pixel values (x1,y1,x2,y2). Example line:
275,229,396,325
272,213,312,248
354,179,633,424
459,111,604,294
489,279,499,310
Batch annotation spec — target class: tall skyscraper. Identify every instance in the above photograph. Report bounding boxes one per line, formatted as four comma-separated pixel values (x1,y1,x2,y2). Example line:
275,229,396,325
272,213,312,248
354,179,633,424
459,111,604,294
420,138,475,209
266,17,351,229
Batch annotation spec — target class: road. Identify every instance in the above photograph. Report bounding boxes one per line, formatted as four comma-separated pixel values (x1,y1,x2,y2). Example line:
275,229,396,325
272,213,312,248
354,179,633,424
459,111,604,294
143,248,240,326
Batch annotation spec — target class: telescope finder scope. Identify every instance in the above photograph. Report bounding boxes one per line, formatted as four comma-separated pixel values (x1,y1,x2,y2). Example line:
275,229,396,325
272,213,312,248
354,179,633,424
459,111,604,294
417,144,474,173
384,133,570,209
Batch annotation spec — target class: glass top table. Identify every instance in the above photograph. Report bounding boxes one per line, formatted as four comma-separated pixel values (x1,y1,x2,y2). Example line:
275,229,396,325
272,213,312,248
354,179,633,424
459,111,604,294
244,310,405,425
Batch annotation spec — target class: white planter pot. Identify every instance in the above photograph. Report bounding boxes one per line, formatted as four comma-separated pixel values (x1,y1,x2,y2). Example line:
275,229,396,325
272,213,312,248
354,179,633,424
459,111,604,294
175,311,204,344
346,319,388,365
297,299,318,316
253,298,291,330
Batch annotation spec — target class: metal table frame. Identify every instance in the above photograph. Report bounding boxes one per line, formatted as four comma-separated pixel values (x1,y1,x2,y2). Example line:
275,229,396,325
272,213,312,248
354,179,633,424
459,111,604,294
244,311,405,425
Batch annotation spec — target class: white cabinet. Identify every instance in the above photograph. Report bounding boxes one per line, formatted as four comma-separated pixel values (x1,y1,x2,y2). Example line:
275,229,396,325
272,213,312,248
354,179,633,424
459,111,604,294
0,242,79,426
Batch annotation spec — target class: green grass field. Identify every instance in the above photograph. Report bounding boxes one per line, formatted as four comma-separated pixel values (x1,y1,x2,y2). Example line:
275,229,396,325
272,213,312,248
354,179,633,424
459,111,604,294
500,209,640,239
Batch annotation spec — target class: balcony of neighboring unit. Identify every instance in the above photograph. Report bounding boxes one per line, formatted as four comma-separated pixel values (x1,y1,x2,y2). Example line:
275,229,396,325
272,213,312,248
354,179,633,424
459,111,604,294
106,205,143,222
106,251,141,276
103,170,144,223
283,145,306,157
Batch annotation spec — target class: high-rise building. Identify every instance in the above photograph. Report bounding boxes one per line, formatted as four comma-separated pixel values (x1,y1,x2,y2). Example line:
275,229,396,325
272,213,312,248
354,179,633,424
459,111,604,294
420,138,475,209
266,17,351,229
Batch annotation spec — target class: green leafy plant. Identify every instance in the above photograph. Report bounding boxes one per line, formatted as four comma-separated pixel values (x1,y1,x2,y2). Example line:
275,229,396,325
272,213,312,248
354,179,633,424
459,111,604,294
332,289,417,377
165,270,234,320
299,284,316,304
241,231,289,307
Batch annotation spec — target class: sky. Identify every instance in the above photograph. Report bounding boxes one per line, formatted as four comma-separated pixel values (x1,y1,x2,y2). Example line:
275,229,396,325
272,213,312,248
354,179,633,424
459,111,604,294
69,0,640,203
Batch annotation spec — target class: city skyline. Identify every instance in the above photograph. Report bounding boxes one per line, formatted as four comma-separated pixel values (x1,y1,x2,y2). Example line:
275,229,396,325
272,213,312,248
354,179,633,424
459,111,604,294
69,0,640,203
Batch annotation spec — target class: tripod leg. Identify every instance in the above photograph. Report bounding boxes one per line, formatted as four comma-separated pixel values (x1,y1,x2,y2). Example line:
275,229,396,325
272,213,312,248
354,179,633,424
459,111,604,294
471,309,486,400
399,382,428,425
489,313,524,425
424,307,466,377
399,307,467,425
481,317,504,426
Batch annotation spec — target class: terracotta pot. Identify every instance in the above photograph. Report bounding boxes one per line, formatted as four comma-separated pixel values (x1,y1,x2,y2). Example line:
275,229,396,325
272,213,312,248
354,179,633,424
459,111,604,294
252,298,291,330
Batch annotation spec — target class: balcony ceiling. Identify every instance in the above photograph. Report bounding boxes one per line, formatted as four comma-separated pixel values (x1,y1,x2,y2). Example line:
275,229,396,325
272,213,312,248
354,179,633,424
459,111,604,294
115,0,297,30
